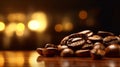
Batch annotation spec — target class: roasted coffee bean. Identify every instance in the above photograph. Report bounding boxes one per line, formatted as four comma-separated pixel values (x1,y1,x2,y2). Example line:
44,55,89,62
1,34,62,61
105,44,120,57
91,49,105,60
81,43,93,50
42,47,58,57
78,30,93,37
57,45,68,51
60,36,69,45
67,37,82,44
75,50,90,57
57,45,68,55
69,33,87,40
93,42,105,50
45,43,56,48
67,38,85,51
88,35,103,44
60,48,74,57
36,48,44,56
97,31,114,38
103,36,120,47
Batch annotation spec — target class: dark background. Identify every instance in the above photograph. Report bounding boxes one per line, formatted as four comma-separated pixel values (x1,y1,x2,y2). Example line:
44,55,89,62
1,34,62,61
0,0,119,50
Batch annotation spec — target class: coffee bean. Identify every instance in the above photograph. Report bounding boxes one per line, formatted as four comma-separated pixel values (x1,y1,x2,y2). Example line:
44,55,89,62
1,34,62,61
75,50,91,57
97,31,114,38
60,48,74,57
105,44,120,57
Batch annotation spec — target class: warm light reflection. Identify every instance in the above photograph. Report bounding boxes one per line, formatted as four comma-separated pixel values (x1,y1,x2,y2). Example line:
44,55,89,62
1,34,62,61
109,45,116,49
38,61,45,67
16,52,25,66
16,23,25,37
55,24,63,32
29,51,40,67
0,53,4,67
62,17,73,31
0,21,5,31
28,12,47,32
60,59,70,67
109,61,115,67
5,22,16,37
79,10,88,20
63,22,73,31
5,51,24,67
7,13,26,22
28,20,41,31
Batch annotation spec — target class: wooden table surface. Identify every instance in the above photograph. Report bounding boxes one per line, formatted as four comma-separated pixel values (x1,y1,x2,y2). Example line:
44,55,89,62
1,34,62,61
0,51,120,67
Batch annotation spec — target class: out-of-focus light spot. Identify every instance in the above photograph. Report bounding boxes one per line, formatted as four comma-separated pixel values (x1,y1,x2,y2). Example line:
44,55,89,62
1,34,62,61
0,53,4,67
79,10,88,20
63,22,73,31
38,61,46,67
60,60,70,67
16,23,25,37
29,51,40,67
0,21,5,31
28,20,40,31
109,61,115,67
28,12,47,32
5,22,16,37
7,13,26,22
86,18,95,26
62,17,73,31
31,12,46,21
109,45,116,49
15,52,24,66
55,24,63,32
5,51,24,67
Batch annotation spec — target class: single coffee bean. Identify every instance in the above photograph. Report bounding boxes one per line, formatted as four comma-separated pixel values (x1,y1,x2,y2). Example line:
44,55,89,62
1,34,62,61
105,44,120,57
97,31,114,38
67,38,86,51
103,36,120,47
60,48,74,57
60,36,69,45
42,47,58,57
36,48,44,56
75,49,91,57
45,43,56,48
81,43,93,50
88,35,103,44
93,42,105,50
91,49,105,60
78,30,93,37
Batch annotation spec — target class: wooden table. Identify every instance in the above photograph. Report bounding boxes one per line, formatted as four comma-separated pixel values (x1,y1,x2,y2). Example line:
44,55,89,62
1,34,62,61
0,51,120,67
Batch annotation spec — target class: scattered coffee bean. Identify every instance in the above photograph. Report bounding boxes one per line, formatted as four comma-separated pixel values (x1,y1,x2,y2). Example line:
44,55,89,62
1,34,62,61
105,44,120,57
60,48,74,57
75,49,90,57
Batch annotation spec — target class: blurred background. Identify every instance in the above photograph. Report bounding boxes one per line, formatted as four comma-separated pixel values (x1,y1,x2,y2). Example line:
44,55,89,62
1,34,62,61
0,0,119,50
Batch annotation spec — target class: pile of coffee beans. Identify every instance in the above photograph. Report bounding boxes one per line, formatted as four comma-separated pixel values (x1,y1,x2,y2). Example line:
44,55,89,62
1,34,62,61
36,30,120,59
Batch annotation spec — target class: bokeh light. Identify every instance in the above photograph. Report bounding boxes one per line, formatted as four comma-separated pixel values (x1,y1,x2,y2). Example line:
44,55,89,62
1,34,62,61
0,21,5,31
5,22,16,37
7,13,26,22
55,24,63,32
5,51,24,67
28,20,41,31
79,10,88,20
61,17,73,31
29,51,40,67
0,53,4,67
16,23,25,37
63,22,73,31
28,12,47,32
